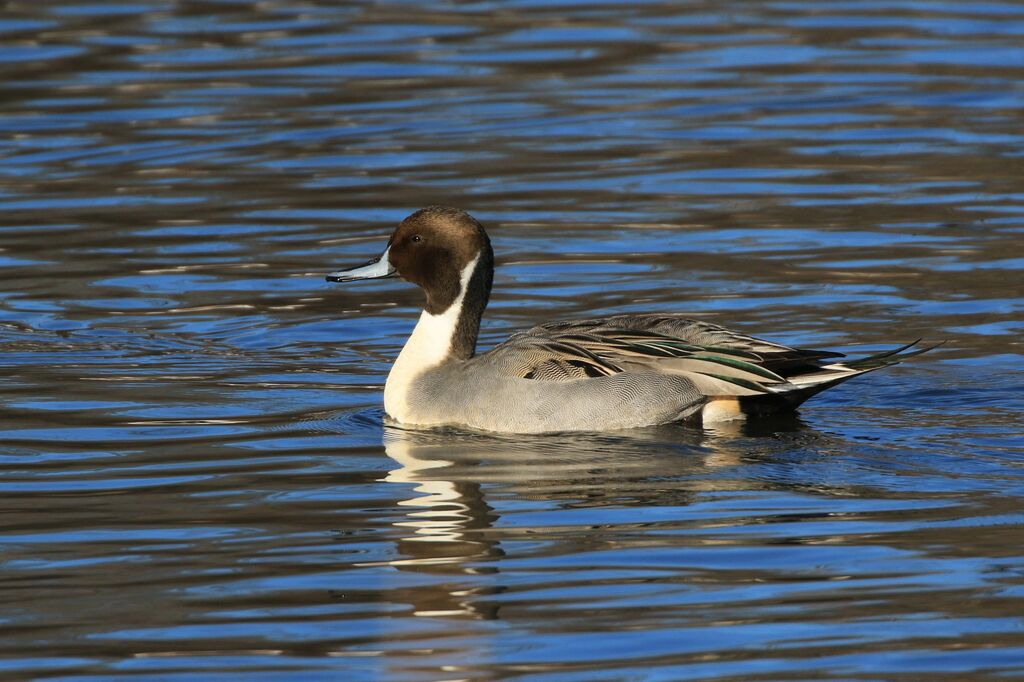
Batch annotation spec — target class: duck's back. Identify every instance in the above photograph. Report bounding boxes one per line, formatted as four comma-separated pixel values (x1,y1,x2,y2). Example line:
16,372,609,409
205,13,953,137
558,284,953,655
482,313,842,382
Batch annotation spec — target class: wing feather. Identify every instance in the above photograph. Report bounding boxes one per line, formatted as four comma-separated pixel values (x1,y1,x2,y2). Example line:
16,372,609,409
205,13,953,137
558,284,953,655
477,314,937,415
479,314,825,398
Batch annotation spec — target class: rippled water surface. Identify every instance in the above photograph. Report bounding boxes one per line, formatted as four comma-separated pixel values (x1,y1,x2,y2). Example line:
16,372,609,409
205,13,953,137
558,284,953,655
2,1,1023,679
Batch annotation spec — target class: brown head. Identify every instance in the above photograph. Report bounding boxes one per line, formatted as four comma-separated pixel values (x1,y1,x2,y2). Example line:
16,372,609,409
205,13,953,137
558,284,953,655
326,206,495,358
385,206,493,314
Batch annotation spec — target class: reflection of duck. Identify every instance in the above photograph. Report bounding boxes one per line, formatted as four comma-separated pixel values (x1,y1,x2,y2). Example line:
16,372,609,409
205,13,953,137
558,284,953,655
378,427,505,620
380,421,786,549
382,420,797,507
377,418,826,620
383,427,502,572
327,206,937,433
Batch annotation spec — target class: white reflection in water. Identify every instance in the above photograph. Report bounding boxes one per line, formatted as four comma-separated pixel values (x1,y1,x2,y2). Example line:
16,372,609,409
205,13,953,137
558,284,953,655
386,438,466,548
379,422,760,559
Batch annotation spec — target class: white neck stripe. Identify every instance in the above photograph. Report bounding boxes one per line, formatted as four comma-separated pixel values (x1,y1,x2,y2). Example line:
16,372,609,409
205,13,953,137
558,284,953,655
383,254,481,421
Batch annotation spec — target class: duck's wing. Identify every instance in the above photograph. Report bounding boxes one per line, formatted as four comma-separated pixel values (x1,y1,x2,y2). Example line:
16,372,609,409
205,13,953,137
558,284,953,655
525,313,847,376
479,314,939,416
485,312,936,389
535,314,844,371
480,331,624,381
480,315,804,396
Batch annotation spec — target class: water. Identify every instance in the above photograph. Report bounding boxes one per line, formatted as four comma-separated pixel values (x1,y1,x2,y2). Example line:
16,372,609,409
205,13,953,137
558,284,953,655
2,1,1023,679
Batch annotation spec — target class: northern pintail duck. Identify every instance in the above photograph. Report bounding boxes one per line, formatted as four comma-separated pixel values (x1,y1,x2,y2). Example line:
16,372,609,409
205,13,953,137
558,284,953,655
327,206,934,433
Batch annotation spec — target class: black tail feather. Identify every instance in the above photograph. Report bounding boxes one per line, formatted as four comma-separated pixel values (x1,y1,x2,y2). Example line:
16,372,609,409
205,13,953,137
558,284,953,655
844,339,946,370
738,339,944,417
739,373,854,415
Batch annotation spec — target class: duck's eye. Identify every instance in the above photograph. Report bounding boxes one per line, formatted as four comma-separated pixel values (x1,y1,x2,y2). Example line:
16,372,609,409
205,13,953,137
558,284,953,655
411,234,422,243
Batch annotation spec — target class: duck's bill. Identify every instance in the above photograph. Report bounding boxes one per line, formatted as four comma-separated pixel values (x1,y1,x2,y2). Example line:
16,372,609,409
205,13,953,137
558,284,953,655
326,247,396,282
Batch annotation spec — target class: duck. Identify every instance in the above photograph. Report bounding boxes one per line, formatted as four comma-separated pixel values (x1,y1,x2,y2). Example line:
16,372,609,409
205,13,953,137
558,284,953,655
326,205,935,434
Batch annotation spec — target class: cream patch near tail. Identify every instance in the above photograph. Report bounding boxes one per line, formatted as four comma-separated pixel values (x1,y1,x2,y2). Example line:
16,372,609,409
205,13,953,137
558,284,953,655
701,398,745,425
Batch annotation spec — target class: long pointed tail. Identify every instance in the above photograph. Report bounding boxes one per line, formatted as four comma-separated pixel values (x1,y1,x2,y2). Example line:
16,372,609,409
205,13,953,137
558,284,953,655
739,340,944,415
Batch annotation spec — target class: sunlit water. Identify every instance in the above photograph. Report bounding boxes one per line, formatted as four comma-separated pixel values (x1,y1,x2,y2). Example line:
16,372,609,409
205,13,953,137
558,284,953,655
2,1,1023,680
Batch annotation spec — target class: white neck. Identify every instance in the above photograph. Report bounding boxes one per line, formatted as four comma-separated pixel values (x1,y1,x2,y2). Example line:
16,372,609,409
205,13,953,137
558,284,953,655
383,254,480,422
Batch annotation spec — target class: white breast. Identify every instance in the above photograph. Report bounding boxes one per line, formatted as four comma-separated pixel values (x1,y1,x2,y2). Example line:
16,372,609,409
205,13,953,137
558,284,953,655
383,254,479,423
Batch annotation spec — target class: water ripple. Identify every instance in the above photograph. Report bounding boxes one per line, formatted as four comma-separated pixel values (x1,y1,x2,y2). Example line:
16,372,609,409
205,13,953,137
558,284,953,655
0,1,1022,680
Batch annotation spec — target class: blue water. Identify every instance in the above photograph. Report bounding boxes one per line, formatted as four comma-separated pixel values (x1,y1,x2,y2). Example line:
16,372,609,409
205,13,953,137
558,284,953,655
1,1,1023,680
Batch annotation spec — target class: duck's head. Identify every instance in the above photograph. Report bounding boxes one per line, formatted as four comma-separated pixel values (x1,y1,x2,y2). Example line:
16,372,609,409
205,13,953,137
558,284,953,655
326,206,494,316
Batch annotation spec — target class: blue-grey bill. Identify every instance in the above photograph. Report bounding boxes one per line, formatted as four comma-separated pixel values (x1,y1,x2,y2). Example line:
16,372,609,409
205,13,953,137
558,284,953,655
326,247,396,282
